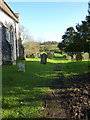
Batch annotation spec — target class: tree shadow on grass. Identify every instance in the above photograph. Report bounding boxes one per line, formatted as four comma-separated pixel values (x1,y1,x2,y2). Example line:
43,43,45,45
2,59,90,119
2,118,69,120
2,60,58,118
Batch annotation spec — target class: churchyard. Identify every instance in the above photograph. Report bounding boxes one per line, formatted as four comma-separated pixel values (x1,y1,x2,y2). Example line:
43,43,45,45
2,53,90,119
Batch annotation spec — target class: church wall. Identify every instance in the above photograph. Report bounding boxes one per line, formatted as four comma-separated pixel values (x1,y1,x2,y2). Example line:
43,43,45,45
0,22,2,65
0,9,19,65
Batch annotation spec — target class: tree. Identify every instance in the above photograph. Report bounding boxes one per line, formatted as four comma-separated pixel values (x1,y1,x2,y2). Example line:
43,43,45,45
58,19,90,61
19,24,32,42
58,41,66,53
62,27,76,43
76,20,90,58
23,41,40,58
58,27,77,59
85,16,90,58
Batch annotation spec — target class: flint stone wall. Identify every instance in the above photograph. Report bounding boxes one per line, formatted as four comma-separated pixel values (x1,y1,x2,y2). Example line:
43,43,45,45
0,5,19,65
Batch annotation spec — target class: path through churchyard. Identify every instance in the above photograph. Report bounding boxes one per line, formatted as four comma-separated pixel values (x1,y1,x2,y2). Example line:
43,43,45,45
43,64,68,119
2,55,90,119
43,63,90,120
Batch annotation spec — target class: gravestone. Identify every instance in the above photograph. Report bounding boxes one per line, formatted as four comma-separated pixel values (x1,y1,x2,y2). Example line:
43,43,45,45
41,53,47,64
66,55,71,60
76,52,83,61
18,61,25,72
74,55,76,60
83,52,89,60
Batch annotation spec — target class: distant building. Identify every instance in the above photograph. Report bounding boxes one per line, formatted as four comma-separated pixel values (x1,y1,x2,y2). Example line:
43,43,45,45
0,0,24,65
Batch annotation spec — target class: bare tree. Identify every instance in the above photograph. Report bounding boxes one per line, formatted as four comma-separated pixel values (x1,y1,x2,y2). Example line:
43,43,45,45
23,41,40,58
19,24,32,42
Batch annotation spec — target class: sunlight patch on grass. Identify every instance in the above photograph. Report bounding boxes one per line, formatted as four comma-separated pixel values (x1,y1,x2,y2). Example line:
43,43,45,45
33,87,51,93
63,73,79,79
2,58,56,118
2,86,51,118
54,53,64,57
47,58,70,64
2,55,90,118
2,104,43,118
37,73,57,78
26,58,40,62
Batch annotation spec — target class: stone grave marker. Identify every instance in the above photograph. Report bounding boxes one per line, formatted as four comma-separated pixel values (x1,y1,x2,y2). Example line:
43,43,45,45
83,52,89,60
18,60,25,72
41,53,47,64
66,55,71,60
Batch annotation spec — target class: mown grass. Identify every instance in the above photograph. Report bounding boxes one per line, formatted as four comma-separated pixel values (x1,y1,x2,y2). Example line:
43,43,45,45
60,60,89,77
2,59,56,118
2,54,90,119
53,53,89,76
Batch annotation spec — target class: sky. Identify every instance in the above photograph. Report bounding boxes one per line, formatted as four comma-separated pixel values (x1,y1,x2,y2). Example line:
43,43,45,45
7,1,89,42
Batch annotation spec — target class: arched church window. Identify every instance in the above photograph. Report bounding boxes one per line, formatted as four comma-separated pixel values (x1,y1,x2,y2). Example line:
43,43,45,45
10,25,14,43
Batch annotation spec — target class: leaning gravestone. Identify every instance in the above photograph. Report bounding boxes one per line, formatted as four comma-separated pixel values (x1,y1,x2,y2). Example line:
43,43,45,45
41,53,47,64
18,60,25,72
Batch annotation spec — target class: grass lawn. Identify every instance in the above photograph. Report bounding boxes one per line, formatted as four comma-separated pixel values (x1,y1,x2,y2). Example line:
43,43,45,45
2,58,56,118
2,54,90,118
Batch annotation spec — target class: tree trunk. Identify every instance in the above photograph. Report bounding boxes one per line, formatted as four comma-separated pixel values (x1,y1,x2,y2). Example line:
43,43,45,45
70,55,74,60
76,52,83,61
